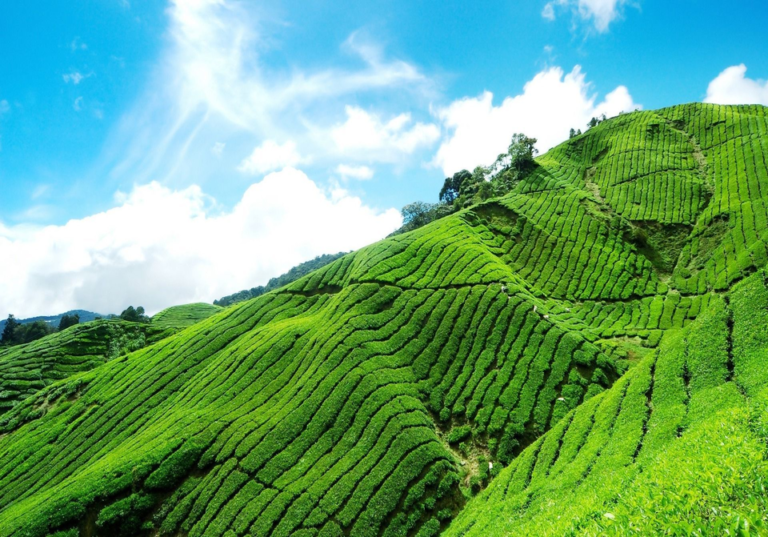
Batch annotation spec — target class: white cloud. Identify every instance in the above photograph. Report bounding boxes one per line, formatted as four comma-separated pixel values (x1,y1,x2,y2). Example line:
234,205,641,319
73,97,84,111
433,65,639,176
336,164,374,181
105,0,434,185
0,169,401,318
704,64,768,106
331,106,440,161
542,0,632,32
63,71,87,85
238,140,304,175
211,142,225,157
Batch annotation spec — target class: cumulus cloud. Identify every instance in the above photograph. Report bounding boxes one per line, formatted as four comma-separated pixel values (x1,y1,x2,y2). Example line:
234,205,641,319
0,168,401,318
331,106,440,161
542,0,633,32
704,64,768,106
433,65,639,176
238,140,304,175
336,164,374,181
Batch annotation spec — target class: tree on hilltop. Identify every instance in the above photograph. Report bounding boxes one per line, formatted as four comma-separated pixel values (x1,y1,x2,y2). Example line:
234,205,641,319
120,306,150,323
58,313,80,331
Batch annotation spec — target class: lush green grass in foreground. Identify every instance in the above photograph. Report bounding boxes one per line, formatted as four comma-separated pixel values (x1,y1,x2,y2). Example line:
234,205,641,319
447,270,768,536
0,103,767,536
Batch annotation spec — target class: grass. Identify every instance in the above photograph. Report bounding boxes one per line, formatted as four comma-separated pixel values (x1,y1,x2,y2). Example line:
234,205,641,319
0,103,766,536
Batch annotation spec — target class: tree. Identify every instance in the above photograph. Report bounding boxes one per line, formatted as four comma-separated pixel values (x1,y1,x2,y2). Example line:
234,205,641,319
402,202,439,229
588,114,607,130
489,134,539,196
505,134,538,173
16,321,54,344
58,313,80,331
120,306,149,323
1,314,19,345
439,170,472,204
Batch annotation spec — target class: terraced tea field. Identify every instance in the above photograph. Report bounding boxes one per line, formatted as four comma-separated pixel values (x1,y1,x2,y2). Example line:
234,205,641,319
152,303,222,330
0,103,767,536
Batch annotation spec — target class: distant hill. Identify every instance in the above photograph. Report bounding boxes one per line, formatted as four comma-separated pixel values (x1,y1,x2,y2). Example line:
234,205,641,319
213,251,348,306
2,104,768,536
0,309,105,333
152,303,222,330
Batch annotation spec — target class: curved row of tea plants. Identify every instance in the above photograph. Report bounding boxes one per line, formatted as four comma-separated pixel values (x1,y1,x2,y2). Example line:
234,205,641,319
447,269,768,536
0,103,766,536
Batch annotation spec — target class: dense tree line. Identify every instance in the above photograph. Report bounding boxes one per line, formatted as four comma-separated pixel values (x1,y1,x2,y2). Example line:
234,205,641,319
1,306,149,348
214,252,348,307
0,316,56,346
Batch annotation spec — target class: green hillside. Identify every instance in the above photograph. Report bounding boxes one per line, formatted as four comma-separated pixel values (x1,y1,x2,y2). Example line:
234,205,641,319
0,103,766,537
0,320,173,422
152,303,222,330
447,270,768,536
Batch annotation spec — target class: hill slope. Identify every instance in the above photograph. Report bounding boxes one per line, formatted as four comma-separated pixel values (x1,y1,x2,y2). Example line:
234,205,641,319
447,269,768,535
0,103,766,536
152,303,222,330
0,320,174,421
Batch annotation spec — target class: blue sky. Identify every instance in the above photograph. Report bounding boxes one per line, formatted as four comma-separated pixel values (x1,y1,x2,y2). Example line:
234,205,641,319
1,0,767,318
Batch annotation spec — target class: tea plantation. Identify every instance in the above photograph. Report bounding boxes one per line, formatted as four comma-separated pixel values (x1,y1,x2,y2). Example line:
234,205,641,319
152,303,223,330
0,103,767,536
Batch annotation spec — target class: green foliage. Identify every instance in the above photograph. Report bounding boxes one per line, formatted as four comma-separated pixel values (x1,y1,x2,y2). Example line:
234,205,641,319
0,103,766,537
214,252,348,307
57,313,79,332
119,305,150,323
1,316,56,347
0,315,19,345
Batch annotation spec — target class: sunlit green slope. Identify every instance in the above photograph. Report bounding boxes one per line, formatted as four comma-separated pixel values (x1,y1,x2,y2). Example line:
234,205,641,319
152,303,222,330
0,103,766,537
447,270,768,536
0,320,173,422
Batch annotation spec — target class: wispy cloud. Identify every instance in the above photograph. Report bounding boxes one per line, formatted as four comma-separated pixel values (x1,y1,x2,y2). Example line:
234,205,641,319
63,71,91,85
336,164,374,181
238,140,304,175
211,142,225,157
542,0,636,33
70,37,87,52
31,185,50,200
104,0,436,186
0,100,9,114
73,97,84,111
